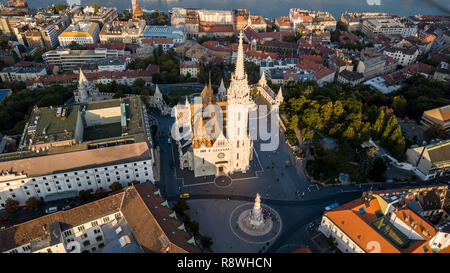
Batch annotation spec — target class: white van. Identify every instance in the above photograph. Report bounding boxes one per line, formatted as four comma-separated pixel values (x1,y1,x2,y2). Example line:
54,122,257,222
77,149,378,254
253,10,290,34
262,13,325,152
45,206,58,214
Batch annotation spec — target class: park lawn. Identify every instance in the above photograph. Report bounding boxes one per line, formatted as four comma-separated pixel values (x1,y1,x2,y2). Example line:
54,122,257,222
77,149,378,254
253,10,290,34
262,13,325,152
168,89,199,99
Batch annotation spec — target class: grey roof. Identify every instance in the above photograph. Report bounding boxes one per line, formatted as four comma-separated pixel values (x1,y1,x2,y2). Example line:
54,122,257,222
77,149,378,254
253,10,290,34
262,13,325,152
427,142,450,164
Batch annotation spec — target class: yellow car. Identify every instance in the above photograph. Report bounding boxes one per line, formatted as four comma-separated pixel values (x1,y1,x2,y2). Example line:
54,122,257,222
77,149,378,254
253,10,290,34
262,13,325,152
180,193,190,199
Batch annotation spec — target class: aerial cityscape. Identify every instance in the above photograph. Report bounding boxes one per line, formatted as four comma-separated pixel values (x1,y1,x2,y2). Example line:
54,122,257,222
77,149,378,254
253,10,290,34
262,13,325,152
0,0,449,259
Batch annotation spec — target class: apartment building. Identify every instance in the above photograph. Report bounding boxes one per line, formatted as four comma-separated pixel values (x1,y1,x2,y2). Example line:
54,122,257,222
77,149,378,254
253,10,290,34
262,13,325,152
0,97,156,209
43,48,127,71
420,105,450,134
140,25,186,45
180,60,200,78
319,186,450,253
362,19,417,38
406,140,450,180
289,9,337,31
0,183,201,253
99,19,146,44
0,66,47,82
14,18,69,49
383,46,419,66
72,6,118,25
58,21,100,47
341,12,394,32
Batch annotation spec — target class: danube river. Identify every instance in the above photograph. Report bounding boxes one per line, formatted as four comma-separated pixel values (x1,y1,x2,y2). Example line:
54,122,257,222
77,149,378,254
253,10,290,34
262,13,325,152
3,0,449,19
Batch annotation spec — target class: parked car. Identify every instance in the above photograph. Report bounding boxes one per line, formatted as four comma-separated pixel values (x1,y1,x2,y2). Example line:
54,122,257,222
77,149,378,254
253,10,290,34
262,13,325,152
180,193,190,199
45,206,58,214
168,137,171,144
170,161,174,169
62,205,71,211
0,217,9,223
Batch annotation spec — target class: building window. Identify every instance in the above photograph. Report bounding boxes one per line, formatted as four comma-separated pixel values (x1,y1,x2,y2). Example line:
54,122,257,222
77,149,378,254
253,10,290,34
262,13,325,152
83,240,90,246
78,225,85,232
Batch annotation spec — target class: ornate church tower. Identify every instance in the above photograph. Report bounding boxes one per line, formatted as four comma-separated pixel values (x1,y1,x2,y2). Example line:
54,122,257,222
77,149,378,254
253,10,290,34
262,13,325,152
75,69,101,103
226,31,253,173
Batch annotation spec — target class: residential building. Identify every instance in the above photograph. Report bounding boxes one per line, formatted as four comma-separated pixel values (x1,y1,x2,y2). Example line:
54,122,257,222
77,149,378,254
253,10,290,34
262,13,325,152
26,65,159,89
420,105,450,135
72,6,118,25
362,19,417,38
233,9,249,32
341,12,394,32
0,96,156,209
275,16,293,32
289,9,337,31
99,19,146,44
180,60,200,78
14,17,69,49
197,9,233,25
58,21,100,47
175,40,231,65
314,67,335,86
0,183,201,253
0,66,47,82
249,15,267,32
337,70,364,86
7,0,27,8
357,52,396,80
406,140,450,180
383,46,419,66
43,47,128,71
140,38,175,53
198,22,234,39
433,61,449,81
319,186,450,253
140,25,186,45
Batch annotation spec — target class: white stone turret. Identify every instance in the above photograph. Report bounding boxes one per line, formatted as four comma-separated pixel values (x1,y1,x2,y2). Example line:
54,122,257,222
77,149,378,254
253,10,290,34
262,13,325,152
217,79,227,101
276,86,283,104
154,85,163,102
258,71,267,87
75,68,101,103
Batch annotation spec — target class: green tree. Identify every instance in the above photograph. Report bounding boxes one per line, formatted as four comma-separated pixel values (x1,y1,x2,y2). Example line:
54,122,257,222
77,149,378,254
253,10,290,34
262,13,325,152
342,126,355,140
110,182,123,192
200,236,213,250
94,188,107,198
302,108,320,128
372,110,385,138
25,197,41,211
380,115,398,147
289,115,299,130
187,220,200,235
5,198,20,214
93,3,99,14
392,96,407,114
424,124,447,141
288,96,307,112
333,101,344,119
370,158,387,182
79,190,91,200
321,101,333,124
173,200,189,216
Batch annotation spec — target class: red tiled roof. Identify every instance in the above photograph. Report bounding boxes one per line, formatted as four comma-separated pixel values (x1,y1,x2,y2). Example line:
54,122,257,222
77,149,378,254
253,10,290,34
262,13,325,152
27,65,160,87
199,22,233,33
314,67,334,79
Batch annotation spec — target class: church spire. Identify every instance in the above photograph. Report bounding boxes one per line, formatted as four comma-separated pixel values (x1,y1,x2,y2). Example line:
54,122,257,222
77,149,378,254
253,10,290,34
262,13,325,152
258,72,267,86
79,68,87,85
234,31,246,81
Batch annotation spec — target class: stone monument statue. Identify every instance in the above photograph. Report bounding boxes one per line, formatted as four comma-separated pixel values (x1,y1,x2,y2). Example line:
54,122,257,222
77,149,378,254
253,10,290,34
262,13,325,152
250,193,264,226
